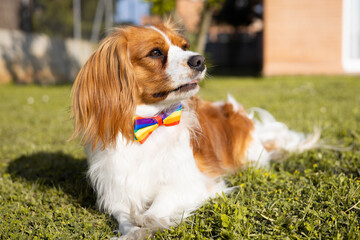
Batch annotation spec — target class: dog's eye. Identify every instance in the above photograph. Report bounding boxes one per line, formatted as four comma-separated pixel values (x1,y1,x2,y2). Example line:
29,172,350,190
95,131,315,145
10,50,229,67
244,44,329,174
149,49,163,58
182,44,189,51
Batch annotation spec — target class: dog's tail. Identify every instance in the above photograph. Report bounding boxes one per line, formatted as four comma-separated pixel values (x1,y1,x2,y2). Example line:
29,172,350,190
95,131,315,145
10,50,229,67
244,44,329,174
248,107,321,159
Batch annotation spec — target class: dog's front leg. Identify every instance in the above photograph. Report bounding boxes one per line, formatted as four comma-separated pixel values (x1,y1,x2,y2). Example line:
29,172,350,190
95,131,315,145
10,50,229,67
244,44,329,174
113,211,152,240
134,180,223,231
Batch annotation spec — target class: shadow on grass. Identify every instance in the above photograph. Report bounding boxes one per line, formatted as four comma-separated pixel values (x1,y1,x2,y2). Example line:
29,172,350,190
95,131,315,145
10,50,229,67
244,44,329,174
6,151,96,209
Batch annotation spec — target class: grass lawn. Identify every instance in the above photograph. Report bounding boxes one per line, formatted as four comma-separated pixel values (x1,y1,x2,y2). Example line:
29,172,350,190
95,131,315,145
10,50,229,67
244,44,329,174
0,75,359,239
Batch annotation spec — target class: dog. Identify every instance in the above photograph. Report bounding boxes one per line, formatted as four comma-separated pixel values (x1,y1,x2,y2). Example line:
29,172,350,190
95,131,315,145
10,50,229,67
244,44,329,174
71,21,319,239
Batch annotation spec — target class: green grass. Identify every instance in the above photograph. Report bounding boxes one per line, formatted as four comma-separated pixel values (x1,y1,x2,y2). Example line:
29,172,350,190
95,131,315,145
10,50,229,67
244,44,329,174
1,75,359,239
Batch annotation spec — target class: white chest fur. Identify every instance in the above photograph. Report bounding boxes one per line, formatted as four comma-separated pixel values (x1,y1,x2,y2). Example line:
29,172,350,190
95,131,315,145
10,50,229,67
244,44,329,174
85,104,227,234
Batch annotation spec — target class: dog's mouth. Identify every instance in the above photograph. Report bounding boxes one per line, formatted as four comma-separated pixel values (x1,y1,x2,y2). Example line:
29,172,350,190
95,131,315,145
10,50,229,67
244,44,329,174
173,80,199,93
152,80,199,98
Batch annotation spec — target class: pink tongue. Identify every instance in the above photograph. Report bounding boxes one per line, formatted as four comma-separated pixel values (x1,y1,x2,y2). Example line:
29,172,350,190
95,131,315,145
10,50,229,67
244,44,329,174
188,80,199,84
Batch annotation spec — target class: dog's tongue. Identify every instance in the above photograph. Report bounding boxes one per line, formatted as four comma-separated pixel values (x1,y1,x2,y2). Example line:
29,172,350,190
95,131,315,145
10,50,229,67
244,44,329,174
188,80,199,85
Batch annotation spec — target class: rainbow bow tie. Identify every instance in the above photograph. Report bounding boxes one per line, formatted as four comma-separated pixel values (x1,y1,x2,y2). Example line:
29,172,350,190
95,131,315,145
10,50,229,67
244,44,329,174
134,104,182,144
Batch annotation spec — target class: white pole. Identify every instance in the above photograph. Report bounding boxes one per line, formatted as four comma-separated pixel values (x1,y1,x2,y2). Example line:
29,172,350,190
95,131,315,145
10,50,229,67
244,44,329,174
73,0,82,39
91,0,105,42
105,0,113,31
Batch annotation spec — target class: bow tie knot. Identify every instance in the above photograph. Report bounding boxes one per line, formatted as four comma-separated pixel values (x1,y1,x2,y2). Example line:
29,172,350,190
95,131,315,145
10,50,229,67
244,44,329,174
134,104,182,144
154,115,163,126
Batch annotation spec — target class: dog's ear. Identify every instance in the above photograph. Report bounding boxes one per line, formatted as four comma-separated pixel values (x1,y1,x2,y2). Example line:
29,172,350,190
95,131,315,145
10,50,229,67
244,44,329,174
71,29,136,149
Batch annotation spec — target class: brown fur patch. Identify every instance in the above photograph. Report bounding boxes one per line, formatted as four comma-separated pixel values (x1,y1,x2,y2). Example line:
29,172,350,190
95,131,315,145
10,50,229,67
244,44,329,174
71,28,137,149
190,97,254,177
126,26,174,103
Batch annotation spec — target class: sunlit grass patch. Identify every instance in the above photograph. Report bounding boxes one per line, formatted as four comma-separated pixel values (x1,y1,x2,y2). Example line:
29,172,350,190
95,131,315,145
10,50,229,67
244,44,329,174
1,75,359,239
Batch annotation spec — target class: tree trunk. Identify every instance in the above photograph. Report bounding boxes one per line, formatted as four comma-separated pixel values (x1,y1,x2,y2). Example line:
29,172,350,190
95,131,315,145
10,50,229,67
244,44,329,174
196,4,212,55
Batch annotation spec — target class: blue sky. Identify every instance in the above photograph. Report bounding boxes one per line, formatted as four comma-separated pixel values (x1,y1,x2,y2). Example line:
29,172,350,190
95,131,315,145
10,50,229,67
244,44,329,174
115,0,151,24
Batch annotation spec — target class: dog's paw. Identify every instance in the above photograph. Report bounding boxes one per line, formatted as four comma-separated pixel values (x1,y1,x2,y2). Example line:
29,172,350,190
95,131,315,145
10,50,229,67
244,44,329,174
112,227,151,240
135,214,169,230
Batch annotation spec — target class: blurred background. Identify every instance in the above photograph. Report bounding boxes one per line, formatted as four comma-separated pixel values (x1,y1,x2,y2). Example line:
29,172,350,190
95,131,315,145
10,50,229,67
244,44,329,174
0,0,359,84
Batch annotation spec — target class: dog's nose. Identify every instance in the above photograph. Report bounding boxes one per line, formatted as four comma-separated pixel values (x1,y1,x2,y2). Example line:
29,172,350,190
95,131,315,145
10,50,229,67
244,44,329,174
187,55,205,72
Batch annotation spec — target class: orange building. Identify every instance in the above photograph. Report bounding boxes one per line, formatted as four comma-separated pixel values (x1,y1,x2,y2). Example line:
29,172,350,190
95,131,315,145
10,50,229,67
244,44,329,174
263,0,360,75
176,0,360,75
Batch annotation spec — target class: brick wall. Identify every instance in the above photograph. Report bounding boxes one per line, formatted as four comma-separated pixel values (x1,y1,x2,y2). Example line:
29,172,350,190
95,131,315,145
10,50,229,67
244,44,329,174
176,0,203,33
263,0,344,75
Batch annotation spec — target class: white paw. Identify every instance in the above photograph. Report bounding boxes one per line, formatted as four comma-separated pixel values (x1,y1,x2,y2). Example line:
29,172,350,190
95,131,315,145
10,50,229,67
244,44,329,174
113,227,151,240
135,214,168,230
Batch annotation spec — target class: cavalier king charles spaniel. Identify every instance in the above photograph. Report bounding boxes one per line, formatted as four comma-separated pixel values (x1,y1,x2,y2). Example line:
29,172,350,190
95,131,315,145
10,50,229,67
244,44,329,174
71,21,319,239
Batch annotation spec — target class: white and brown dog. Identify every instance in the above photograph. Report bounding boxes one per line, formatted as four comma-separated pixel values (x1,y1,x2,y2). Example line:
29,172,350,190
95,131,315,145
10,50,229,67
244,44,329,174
71,22,319,239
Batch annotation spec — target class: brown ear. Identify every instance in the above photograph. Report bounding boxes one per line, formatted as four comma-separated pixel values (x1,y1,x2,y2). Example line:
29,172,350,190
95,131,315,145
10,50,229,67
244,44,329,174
71,29,136,149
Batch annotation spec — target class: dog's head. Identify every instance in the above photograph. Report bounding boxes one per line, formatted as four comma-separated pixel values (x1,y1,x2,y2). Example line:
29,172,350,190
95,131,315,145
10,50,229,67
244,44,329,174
72,22,206,148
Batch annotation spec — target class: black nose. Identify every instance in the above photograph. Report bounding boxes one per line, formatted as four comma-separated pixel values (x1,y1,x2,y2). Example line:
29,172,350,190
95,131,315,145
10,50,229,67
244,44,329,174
187,55,205,72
